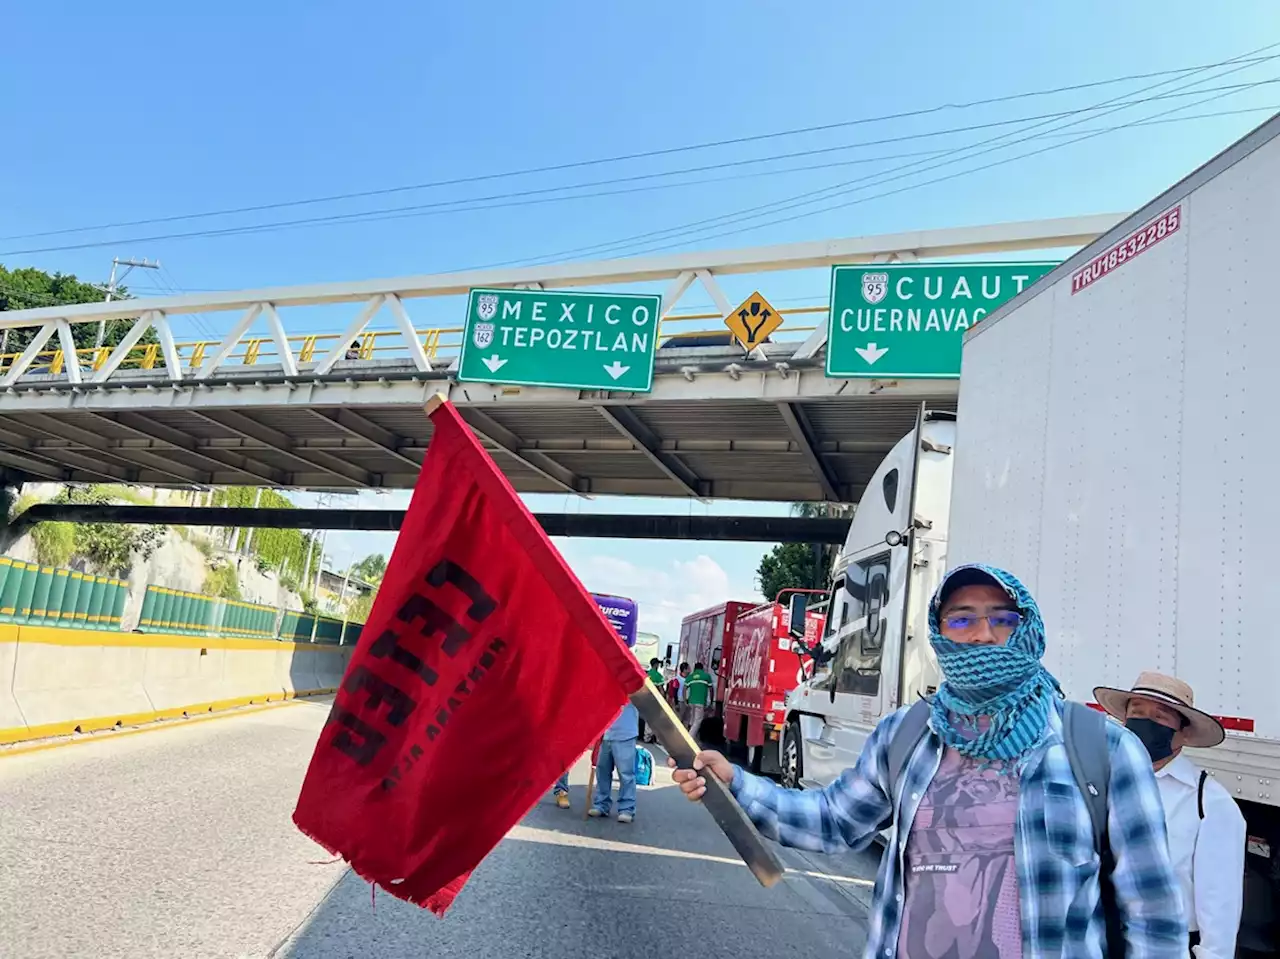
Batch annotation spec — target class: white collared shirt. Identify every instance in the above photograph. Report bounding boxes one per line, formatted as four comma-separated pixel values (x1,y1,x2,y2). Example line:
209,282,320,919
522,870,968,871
1155,754,1247,959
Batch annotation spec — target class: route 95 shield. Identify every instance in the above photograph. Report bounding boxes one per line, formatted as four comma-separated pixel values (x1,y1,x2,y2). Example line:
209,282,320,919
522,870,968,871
476,293,499,321
861,272,889,304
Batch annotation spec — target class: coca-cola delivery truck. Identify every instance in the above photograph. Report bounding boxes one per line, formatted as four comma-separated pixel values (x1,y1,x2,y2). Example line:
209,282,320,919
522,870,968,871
719,590,825,775
783,114,1280,951
679,593,825,772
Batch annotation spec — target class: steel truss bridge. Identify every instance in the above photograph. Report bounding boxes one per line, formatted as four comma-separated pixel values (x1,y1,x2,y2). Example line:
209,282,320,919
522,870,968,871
0,215,1118,504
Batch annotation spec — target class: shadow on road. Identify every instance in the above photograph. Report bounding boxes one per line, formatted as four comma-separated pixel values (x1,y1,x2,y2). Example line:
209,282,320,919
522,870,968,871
273,751,872,958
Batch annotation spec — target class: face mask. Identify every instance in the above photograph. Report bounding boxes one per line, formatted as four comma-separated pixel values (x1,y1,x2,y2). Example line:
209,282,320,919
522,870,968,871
1125,717,1177,762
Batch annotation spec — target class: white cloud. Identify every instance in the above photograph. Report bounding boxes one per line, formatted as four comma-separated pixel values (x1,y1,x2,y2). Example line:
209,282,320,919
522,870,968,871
558,548,761,652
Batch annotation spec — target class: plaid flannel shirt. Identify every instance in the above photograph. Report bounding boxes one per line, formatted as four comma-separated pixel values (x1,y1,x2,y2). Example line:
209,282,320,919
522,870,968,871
731,699,1185,959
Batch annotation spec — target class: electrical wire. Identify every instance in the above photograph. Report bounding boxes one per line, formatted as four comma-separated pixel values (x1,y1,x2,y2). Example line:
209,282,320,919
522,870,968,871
6,51,1277,244
483,50,1278,267
2,81,1276,260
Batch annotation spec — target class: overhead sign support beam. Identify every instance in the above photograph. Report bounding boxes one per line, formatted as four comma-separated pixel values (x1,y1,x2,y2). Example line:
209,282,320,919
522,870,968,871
776,402,842,503
594,405,706,499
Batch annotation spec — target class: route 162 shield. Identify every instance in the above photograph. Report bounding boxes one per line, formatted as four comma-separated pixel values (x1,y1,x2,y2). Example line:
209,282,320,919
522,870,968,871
472,322,495,349
861,272,889,305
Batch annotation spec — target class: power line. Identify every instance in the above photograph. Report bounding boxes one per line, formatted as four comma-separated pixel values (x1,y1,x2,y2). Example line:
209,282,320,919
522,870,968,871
1,81,1276,260
5,50,1278,244
619,71,1272,259
487,51,1277,267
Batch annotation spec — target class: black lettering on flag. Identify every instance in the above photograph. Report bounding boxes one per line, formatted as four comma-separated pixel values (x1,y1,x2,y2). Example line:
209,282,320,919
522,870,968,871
426,560,498,622
343,665,418,725
397,592,472,659
328,706,389,766
370,623,440,687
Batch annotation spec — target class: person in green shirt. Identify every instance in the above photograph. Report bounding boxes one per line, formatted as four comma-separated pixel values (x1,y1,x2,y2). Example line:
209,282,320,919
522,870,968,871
684,661,714,741
639,658,664,743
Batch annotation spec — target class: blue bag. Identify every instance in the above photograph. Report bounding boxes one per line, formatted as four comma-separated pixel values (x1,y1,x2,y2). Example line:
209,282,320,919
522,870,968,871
634,746,653,786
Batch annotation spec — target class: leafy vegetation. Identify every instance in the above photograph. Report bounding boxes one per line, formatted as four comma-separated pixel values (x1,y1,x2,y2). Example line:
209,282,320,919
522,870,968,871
9,486,165,577
345,589,376,623
30,518,75,568
203,563,242,600
755,502,854,601
0,265,157,354
210,488,320,580
350,553,386,584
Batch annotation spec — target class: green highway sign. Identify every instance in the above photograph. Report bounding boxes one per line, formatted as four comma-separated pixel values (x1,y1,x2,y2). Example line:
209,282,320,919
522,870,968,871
826,262,1056,378
457,288,662,392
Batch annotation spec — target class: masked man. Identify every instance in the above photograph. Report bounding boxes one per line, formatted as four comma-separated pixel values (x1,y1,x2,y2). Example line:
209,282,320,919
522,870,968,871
1095,673,1246,958
672,565,1184,958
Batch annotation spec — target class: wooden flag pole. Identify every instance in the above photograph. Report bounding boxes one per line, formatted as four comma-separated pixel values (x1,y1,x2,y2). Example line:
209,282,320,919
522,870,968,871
583,762,596,821
629,679,785,888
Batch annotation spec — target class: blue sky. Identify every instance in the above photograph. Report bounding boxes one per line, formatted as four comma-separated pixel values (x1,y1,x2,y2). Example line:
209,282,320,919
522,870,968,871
3,2,1278,645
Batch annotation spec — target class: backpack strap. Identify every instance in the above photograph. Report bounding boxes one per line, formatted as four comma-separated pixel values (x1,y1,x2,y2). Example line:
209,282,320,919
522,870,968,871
1063,701,1124,959
1062,701,1110,852
886,699,932,805
1198,769,1208,820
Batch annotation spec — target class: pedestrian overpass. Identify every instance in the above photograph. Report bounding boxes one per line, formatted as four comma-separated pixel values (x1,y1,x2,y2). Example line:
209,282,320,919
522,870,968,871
0,215,1118,504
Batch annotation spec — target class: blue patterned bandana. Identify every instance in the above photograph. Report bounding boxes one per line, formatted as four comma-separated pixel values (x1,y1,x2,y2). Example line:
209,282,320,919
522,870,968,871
928,564,1062,763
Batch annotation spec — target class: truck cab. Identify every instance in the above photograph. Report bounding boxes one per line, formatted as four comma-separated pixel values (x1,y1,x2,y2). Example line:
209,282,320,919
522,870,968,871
779,409,955,790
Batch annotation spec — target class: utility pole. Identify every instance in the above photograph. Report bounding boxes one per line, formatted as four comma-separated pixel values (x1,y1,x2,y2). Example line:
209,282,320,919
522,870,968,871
97,257,161,348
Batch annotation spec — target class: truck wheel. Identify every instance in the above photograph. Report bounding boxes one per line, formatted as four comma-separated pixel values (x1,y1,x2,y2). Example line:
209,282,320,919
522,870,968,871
781,721,803,789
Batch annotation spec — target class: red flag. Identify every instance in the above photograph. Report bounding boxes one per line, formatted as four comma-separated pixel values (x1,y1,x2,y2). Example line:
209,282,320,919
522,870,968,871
292,398,646,914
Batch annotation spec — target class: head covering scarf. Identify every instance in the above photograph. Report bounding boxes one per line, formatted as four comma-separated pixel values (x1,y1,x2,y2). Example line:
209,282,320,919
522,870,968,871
928,564,1061,764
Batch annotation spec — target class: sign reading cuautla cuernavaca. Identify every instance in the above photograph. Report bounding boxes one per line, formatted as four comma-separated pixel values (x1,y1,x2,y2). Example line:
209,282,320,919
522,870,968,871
458,288,662,392
826,262,1056,378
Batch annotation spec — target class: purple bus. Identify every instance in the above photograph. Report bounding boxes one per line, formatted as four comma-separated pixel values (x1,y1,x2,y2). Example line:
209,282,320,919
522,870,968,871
591,593,638,649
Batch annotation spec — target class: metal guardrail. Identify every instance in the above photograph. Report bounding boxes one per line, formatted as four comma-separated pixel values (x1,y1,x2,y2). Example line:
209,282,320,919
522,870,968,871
0,557,127,628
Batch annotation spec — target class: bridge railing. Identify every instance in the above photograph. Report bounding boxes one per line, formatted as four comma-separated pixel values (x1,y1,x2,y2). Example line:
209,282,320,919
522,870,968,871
0,308,824,385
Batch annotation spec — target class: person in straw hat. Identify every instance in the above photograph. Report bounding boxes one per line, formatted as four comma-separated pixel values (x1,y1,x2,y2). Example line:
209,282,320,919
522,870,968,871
1094,672,1246,959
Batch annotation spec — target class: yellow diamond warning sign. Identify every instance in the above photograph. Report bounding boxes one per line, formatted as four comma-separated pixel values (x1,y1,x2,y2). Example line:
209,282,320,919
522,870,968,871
724,291,783,349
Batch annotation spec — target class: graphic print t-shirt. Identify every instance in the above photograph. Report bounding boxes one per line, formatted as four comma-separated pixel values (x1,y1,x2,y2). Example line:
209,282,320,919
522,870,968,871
896,747,1022,959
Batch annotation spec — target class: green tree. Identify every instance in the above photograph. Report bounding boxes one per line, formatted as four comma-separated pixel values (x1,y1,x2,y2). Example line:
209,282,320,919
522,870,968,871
345,588,377,624
757,541,829,603
49,486,165,577
350,553,387,584
755,502,854,601
0,265,154,354
211,488,319,580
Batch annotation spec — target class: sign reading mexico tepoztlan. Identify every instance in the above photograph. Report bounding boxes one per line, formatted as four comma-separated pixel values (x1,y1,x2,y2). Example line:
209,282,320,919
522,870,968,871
458,288,662,392
826,262,1056,378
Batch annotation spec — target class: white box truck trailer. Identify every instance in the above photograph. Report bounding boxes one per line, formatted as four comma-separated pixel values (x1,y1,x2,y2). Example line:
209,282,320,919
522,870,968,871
782,114,1280,950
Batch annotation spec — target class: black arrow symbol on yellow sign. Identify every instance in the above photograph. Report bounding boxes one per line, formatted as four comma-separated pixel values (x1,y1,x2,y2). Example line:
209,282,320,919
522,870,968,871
738,302,772,344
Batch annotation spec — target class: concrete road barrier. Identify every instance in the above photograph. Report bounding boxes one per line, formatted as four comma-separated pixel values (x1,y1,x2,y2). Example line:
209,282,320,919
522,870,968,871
0,625,26,735
141,640,233,715
10,627,155,739
0,627,335,746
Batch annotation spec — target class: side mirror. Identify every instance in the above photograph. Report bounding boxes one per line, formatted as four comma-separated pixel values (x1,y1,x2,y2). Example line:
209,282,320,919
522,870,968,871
787,593,808,638
885,530,905,547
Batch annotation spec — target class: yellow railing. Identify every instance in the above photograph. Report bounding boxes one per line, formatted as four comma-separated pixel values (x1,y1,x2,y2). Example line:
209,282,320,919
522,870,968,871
0,306,825,377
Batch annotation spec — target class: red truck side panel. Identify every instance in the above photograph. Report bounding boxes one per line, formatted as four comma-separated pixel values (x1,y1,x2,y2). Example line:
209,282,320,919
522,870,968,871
677,601,751,678
721,603,817,748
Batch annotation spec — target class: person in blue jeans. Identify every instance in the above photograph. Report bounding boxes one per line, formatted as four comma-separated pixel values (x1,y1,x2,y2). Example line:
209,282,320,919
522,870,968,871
588,702,638,823
552,771,571,809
